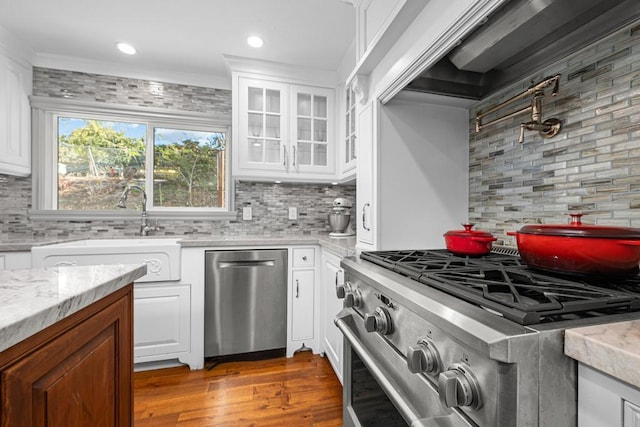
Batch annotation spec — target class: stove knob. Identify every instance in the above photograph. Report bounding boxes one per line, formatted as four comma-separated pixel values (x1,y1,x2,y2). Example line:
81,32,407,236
344,289,363,308
406,339,440,375
364,307,393,335
336,281,351,299
438,364,482,410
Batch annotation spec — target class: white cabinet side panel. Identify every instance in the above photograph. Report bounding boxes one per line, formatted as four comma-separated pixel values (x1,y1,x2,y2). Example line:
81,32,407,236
378,95,469,249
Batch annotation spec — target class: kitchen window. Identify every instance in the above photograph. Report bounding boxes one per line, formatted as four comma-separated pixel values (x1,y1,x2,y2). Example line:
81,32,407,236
30,97,234,219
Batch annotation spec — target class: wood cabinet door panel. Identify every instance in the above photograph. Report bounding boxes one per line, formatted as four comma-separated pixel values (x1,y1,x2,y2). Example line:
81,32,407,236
0,290,131,426
33,329,116,426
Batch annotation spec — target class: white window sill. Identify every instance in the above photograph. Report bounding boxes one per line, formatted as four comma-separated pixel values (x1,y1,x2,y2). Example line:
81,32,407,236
28,210,238,221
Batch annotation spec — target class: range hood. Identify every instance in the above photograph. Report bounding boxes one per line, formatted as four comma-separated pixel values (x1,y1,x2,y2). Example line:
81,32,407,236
406,0,640,100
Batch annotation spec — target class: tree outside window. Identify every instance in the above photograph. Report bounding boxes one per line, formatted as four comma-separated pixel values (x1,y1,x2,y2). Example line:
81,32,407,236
56,117,226,211
153,128,226,208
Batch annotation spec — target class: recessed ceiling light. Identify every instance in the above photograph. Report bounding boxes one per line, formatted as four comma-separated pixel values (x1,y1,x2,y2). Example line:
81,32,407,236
247,36,264,48
116,42,137,55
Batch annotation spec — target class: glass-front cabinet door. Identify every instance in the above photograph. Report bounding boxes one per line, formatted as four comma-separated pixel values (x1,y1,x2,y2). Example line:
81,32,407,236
238,78,289,172
290,85,335,175
343,85,357,172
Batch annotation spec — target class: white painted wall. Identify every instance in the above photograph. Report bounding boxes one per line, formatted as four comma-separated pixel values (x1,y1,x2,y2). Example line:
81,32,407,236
377,90,469,249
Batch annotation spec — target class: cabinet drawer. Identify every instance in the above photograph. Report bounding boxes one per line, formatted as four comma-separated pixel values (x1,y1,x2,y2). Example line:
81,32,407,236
292,248,315,268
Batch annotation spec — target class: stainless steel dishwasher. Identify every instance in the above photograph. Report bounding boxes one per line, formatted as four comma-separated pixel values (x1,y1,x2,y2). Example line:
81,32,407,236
204,249,287,358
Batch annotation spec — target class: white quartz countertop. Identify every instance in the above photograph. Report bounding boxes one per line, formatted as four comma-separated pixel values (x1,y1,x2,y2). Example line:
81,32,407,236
565,320,640,389
0,234,357,257
0,238,76,252
0,264,147,353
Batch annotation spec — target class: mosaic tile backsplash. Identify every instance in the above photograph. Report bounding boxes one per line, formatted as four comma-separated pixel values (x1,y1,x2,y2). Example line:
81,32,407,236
1,68,355,241
469,22,640,245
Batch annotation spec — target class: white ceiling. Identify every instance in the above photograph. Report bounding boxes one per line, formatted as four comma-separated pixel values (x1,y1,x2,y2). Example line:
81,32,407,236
0,0,356,88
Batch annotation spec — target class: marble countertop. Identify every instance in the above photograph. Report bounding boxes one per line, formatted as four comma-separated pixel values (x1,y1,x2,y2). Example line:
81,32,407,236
0,263,147,353
179,234,357,257
0,239,76,252
565,320,640,389
0,234,357,257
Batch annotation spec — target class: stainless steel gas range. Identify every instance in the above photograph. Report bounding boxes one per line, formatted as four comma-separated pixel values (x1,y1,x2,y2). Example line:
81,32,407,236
336,248,640,427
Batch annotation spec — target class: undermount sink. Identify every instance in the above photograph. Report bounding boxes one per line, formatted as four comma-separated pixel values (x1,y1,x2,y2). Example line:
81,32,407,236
31,239,181,282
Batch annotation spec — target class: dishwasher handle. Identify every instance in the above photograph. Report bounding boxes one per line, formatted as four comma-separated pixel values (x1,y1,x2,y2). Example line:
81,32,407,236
218,260,276,268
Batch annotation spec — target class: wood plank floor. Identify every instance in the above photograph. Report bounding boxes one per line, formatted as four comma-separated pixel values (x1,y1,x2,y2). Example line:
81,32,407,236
133,352,343,426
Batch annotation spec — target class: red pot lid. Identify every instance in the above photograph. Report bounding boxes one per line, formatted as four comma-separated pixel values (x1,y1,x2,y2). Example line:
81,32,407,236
517,213,640,239
444,223,494,239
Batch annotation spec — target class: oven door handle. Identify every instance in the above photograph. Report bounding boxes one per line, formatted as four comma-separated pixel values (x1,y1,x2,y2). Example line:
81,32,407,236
335,312,422,425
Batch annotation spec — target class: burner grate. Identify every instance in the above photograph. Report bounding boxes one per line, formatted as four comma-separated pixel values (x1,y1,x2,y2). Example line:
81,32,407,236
421,268,640,325
360,249,640,325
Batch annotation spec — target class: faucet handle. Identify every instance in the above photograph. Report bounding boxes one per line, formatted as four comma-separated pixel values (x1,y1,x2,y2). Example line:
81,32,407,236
518,123,527,144
552,77,560,96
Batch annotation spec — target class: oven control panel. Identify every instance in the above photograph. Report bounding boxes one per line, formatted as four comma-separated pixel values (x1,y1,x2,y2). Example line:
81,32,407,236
341,271,510,427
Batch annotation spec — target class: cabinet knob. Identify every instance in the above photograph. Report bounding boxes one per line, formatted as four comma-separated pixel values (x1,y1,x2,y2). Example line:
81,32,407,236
302,255,307,261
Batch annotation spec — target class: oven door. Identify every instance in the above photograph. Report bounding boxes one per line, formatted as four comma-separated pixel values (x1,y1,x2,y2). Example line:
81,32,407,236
335,310,476,427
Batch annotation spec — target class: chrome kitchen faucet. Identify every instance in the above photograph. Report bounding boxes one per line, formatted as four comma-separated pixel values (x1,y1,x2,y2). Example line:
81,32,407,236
117,185,159,236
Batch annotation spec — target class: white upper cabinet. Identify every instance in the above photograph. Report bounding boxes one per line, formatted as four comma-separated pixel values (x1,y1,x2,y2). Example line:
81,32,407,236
350,0,429,78
0,51,31,176
342,85,357,173
238,78,289,173
290,85,334,175
356,100,375,248
232,69,337,182
356,0,405,60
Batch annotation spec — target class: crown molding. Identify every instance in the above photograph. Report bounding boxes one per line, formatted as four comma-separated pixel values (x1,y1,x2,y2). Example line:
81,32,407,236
0,24,35,66
223,54,339,88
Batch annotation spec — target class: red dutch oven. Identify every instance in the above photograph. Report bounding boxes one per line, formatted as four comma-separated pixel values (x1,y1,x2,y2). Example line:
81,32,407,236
508,213,640,277
444,223,497,256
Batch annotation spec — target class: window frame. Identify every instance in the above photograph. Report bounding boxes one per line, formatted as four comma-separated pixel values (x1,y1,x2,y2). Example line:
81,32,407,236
30,96,235,220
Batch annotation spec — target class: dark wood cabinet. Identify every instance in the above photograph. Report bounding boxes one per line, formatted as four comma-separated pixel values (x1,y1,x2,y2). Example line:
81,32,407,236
0,284,133,426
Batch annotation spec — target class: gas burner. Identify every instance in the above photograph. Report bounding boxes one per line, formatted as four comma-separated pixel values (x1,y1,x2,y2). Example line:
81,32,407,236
360,249,640,325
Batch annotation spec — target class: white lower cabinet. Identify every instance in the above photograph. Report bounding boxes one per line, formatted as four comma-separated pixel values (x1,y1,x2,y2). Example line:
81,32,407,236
287,247,319,357
291,269,315,341
182,245,323,365
578,363,640,427
320,249,344,383
0,251,31,270
133,282,193,369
